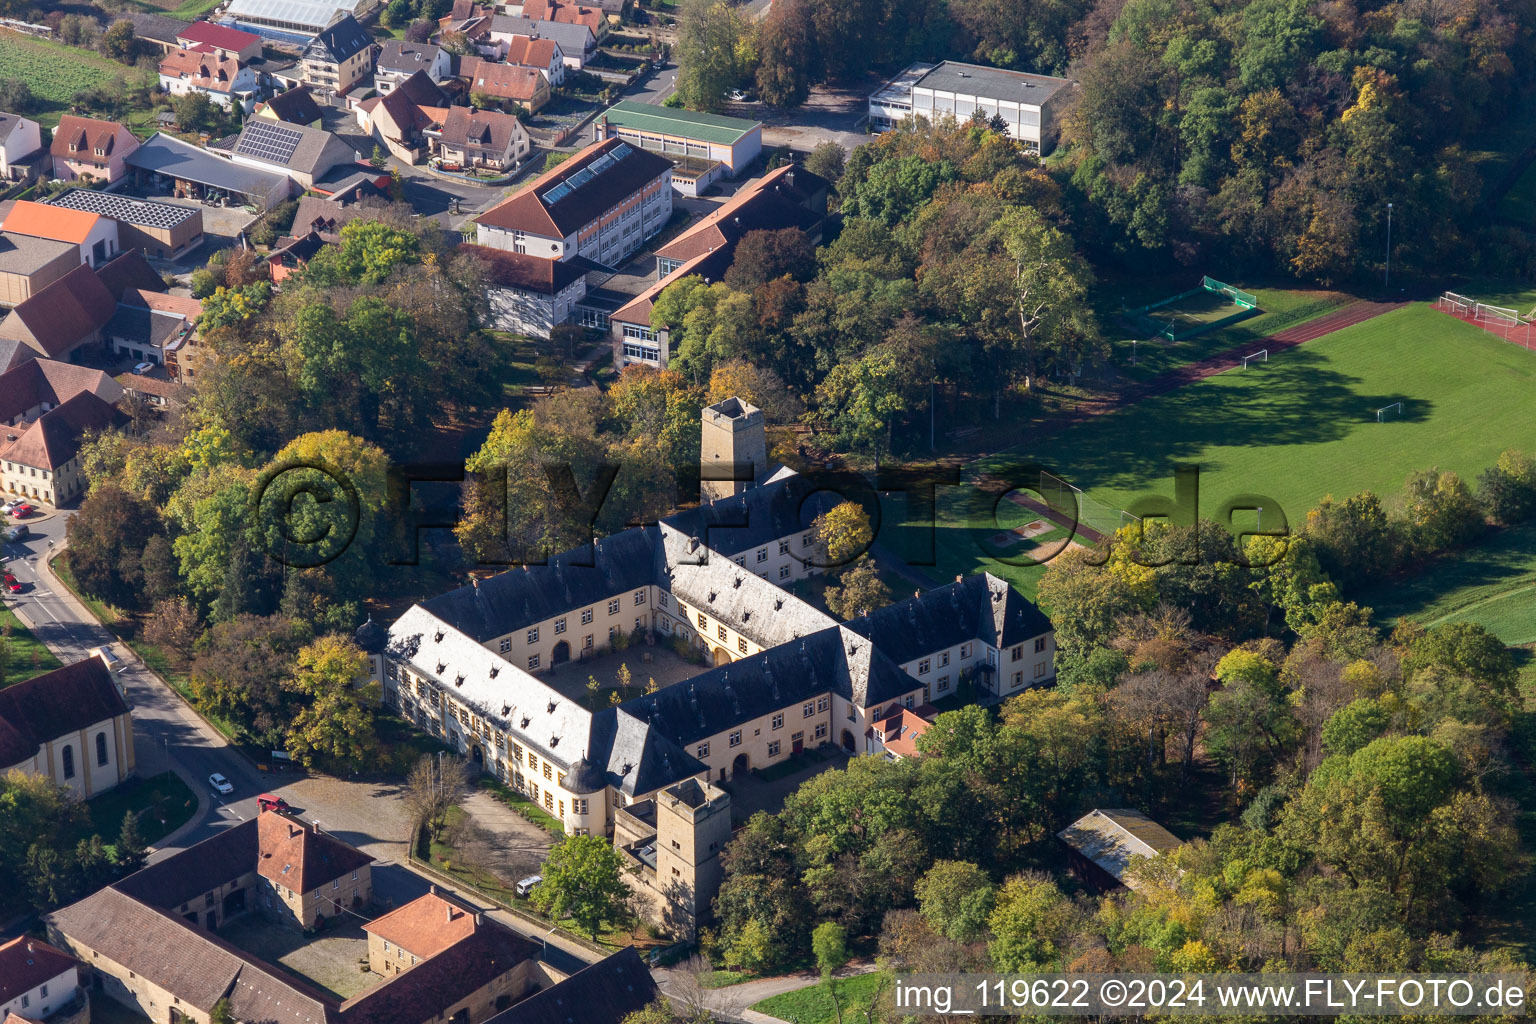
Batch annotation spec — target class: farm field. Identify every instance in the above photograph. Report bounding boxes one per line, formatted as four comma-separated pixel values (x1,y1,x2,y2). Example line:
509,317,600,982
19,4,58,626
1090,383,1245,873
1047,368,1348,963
887,303,1536,608
0,33,164,132
1358,519,1536,645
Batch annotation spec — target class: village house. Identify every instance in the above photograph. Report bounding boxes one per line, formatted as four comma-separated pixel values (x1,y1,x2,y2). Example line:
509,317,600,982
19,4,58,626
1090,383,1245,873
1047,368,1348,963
437,0,501,57
2,201,120,269
0,390,126,505
488,16,593,68
428,106,531,171
176,21,264,61
460,57,551,113
104,288,203,373
44,188,205,261
0,359,123,429
517,0,608,40
49,116,139,185
475,137,673,267
0,112,45,183
376,39,452,93
253,84,325,127
502,34,566,86
0,655,135,798
224,119,362,193
158,45,261,112
299,14,375,97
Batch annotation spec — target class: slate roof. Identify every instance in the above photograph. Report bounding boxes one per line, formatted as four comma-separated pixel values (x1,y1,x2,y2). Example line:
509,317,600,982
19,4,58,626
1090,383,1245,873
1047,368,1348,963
459,243,585,295
0,263,116,359
307,13,372,63
377,39,444,75
256,811,375,893
483,947,657,1024
601,100,759,146
260,85,325,124
660,469,836,559
0,657,129,767
0,357,122,424
488,16,593,56
0,391,125,472
0,936,78,1004
844,572,1052,667
476,138,668,238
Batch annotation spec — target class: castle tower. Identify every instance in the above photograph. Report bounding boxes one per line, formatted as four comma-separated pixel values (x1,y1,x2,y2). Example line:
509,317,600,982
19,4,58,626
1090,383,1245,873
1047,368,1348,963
654,778,732,937
700,397,767,503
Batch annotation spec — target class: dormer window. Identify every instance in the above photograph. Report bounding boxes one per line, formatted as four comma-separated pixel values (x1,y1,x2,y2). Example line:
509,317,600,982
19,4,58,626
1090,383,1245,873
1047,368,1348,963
93,147,104,156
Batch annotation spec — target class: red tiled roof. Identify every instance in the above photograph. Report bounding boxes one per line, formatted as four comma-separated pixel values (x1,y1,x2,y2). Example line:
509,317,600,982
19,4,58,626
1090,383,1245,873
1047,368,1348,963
159,47,246,94
459,243,585,295
49,115,137,161
176,20,261,53
0,262,117,359
434,105,525,156
123,288,202,319
876,705,934,759
256,812,374,894
0,391,124,471
503,35,559,68
460,56,546,103
361,891,478,960
0,358,120,423
521,0,604,31
0,936,78,1004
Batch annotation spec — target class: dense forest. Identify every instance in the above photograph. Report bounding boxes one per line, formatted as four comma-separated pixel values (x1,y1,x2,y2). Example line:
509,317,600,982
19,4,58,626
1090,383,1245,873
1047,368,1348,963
678,0,1536,284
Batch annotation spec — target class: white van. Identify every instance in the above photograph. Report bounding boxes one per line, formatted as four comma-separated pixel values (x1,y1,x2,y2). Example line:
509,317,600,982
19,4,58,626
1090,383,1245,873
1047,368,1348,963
515,875,542,898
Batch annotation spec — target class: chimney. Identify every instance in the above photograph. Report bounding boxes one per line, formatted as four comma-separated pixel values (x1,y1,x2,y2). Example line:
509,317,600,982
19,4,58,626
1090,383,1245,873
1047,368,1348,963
475,911,485,925
447,903,456,922
430,884,438,894
785,169,794,187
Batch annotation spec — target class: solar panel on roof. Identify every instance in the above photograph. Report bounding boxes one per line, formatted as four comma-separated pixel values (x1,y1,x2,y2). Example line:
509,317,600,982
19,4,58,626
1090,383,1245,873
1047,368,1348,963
234,119,304,165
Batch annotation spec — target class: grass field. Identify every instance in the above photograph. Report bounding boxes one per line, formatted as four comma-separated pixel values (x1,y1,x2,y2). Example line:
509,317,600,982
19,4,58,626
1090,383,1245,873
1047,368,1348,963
891,303,1536,606
1357,520,1536,644
1,604,62,683
0,34,118,126
753,973,891,1024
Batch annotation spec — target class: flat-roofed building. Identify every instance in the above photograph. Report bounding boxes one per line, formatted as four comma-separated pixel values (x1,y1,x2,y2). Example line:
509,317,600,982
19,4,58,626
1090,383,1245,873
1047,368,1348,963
868,59,1072,155
223,0,369,43
0,233,79,307
45,188,204,260
594,101,761,194
475,137,672,268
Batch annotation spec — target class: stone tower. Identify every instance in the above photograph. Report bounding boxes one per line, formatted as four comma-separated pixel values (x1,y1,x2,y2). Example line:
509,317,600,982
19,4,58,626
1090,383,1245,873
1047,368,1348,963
654,778,732,937
700,397,767,503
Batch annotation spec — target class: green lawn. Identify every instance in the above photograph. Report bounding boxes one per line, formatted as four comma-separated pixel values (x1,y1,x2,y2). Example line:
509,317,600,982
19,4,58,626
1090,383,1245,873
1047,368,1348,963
901,303,1536,606
1357,520,1536,644
67,770,199,853
477,774,566,835
752,973,891,1024
1,605,62,684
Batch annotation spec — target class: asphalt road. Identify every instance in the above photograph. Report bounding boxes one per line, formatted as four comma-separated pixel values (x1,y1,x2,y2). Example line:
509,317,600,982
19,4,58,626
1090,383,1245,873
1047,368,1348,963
0,513,595,967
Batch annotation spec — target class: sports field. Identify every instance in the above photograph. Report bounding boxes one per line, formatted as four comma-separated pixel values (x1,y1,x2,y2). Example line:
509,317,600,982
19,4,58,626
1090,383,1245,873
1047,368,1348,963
1359,520,1536,645
888,303,1536,603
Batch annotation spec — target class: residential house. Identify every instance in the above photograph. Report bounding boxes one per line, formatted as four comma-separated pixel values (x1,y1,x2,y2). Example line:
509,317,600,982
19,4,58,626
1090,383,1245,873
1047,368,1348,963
158,45,261,112
610,163,826,367
868,60,1072,155
116,372,191,409
0,655,135,796
0,263,117,363
476,137,673,267
460,243,587,337
1057,809,1185,892
124,12,193,54
267,192,371,283
0,391,126,505
300,13,375,97
460,56,551,113
0,112,44,182
437,0,501,57
176,21,264,61
376,40,451,93
0,358,123,429
225,119,361,192
594,100,761,193
356,73,450,164
224,0,370,43
105,289,202,372
49,116,139,185
46,813,658,1024
45,187,205,260
253,84,325,127
1,200,120,268
502,34,565,86
0,937,84,1024
519,0,607,40
488,16,593,68
428,105,531,171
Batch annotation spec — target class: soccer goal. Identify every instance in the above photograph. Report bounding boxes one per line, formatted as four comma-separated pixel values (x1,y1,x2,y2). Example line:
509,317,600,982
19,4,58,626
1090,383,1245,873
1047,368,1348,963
1377,402,1404,423
1038,470,1142,540
1475,302,1521,325
1241,349,1268,369
1437,291,1474,316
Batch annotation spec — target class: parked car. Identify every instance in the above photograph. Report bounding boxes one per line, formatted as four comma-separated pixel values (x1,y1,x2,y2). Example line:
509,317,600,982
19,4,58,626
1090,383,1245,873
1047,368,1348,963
515,875,542,898
257,793,291,813
2,571,20,592
3,525,27,542
0,499,19,513
10,503,35,518
133,361,155,376
208,772,234,796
